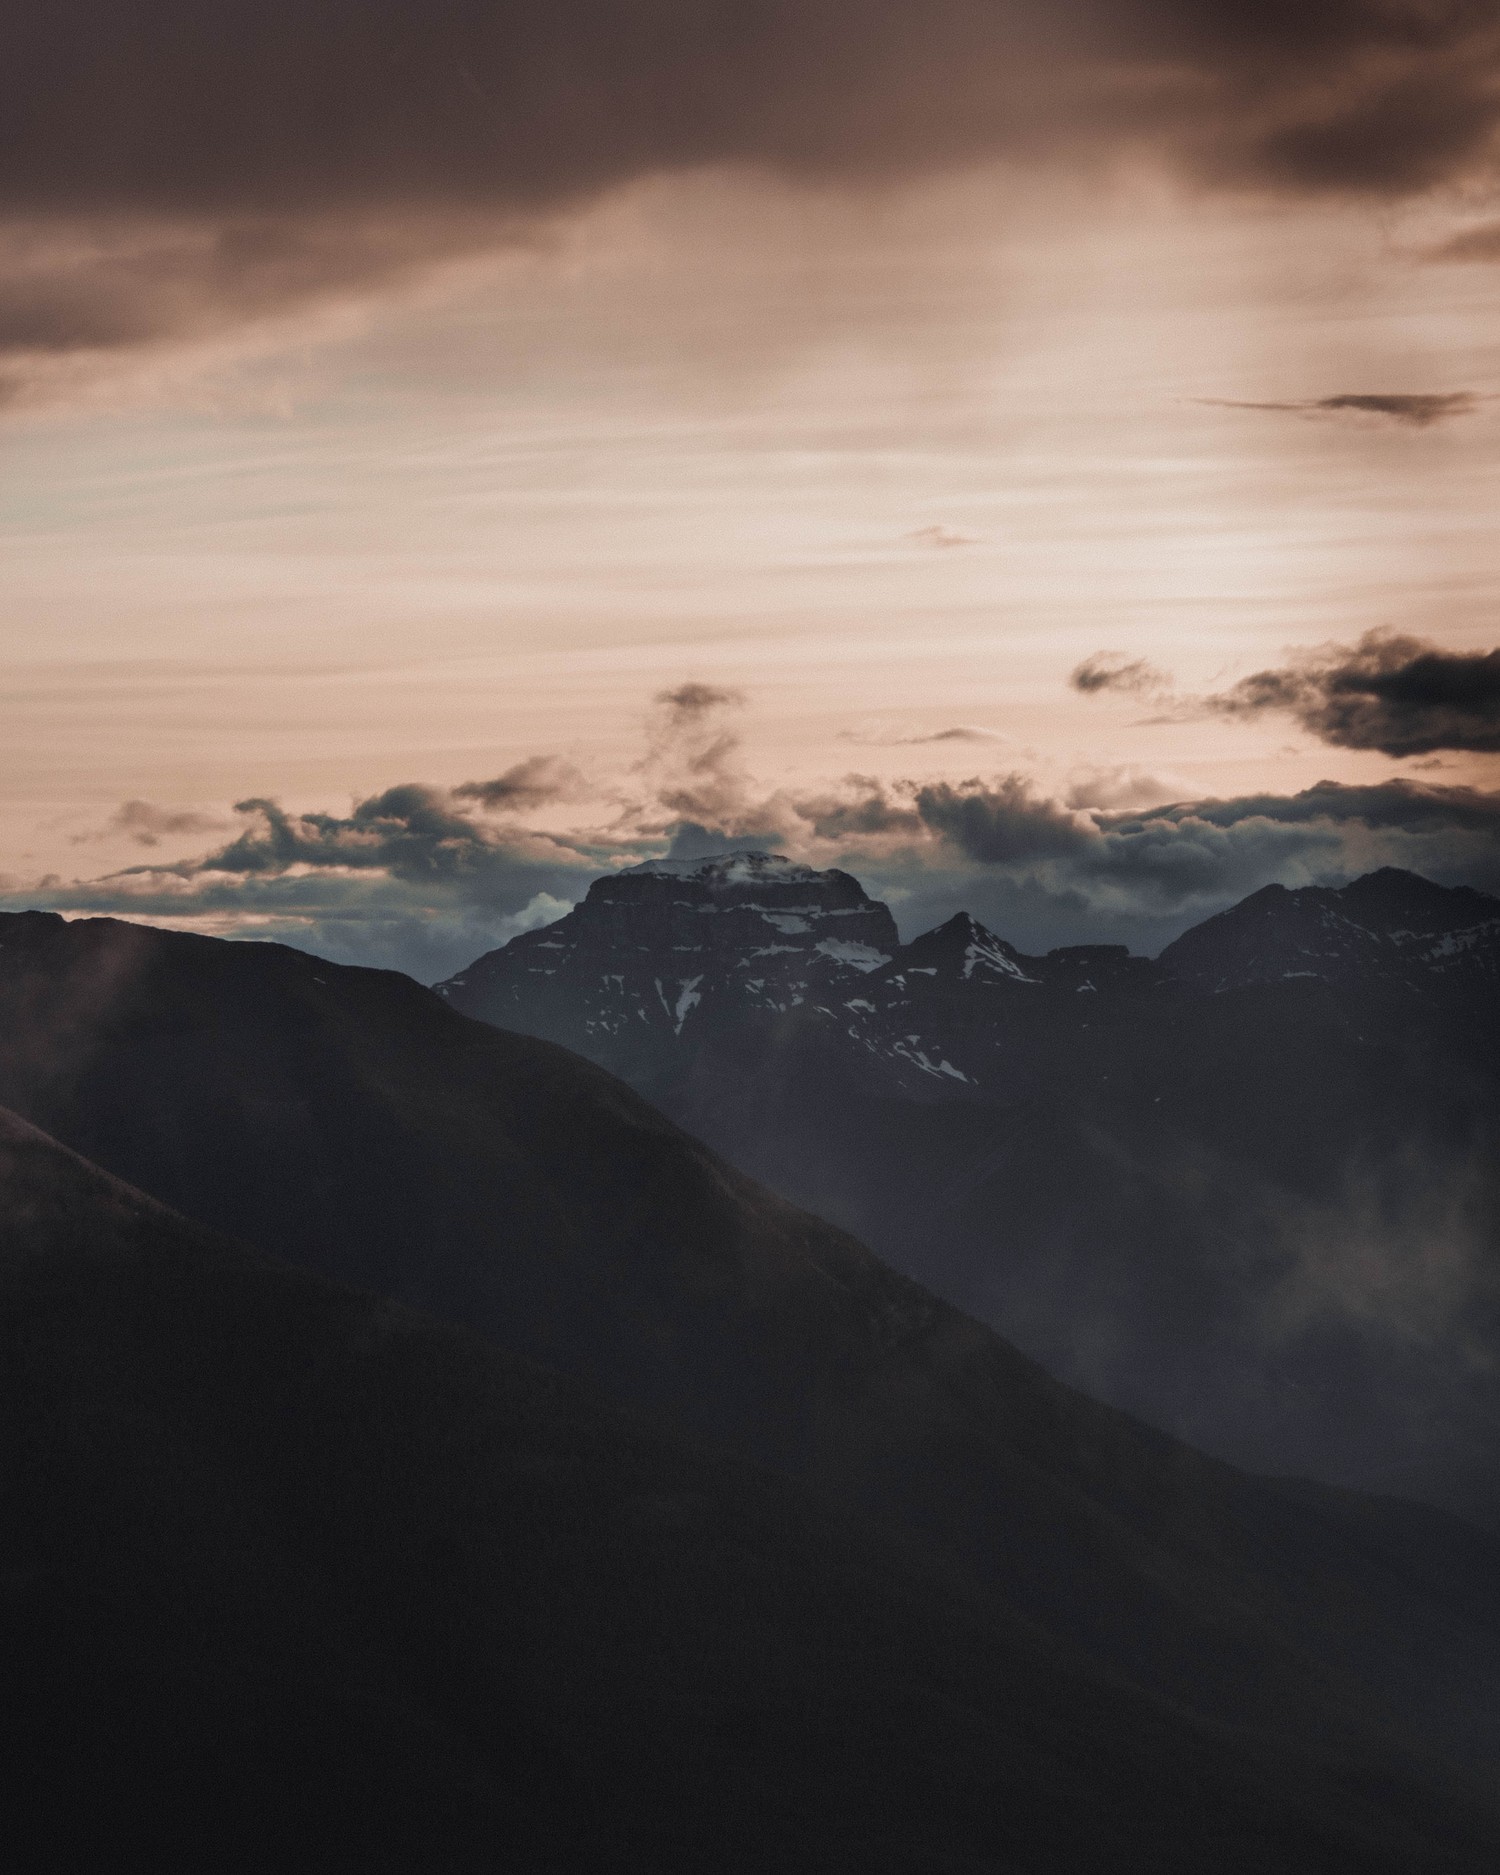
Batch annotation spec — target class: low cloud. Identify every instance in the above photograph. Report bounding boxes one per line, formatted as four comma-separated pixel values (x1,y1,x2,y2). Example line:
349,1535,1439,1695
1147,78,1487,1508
1204,629,1500,755
1197,392,1484,427
11,688,1500,975
1064,767,1185,810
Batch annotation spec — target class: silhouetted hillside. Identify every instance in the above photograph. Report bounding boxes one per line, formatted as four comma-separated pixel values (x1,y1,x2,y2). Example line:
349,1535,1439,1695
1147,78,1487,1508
10,1108,1500,1871
1,909,1500,1810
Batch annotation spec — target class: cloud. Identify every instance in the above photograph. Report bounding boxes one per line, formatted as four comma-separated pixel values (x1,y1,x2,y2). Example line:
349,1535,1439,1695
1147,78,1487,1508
71,799,227,847
839,724,1013,747
654,683,746,722
1069,652,1172,697
631,684,753,831
1427,220,1500,261
911,776,1094,864
453,755,584,810
1196,392,1485,427
11,683,1500,976
907,525,977,549
1063,766,1185,810
1203,629,1500,755
3,2,1499,395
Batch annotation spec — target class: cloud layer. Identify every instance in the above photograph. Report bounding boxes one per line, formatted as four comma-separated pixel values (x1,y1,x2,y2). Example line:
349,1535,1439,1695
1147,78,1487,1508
3,1,1499,393
15,677,1500,975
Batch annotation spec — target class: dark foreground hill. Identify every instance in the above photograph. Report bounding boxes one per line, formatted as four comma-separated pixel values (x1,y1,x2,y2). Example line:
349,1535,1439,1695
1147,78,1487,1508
5,1106,1499,1874
3,908,1500,1827
438,861,1500,1523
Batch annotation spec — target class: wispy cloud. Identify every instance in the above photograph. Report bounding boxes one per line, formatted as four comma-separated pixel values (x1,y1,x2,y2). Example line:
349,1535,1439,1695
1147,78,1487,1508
1194,392,1486,428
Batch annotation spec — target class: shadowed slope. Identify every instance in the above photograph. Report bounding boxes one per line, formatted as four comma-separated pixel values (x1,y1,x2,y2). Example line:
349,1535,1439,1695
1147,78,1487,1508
1,910,1499,1801
10,1108,1499,1872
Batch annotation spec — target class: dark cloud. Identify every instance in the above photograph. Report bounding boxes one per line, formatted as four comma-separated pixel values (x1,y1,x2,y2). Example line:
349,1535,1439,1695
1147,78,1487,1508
1070,652,1171,696
911,776,1094,864
907,526,978,548
1146,775,1500,836
187,785,598,889
654,683,747,721
453,755,584,810
854,773,1500,952
1205,629,1500,755
1198,392,1484,426
2,2,1498,387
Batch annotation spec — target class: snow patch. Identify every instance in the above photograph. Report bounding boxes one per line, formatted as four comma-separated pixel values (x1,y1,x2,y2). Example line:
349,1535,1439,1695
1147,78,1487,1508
672,976,703,1033
815,939,890,972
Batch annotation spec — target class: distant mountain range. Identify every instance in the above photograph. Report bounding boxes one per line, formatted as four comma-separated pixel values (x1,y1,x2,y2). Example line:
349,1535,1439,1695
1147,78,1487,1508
5,911,1500,1866
439,859,1500,1524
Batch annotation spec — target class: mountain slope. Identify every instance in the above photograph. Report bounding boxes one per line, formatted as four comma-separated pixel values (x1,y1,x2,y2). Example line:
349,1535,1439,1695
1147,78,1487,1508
438,863,1500,1522
1158,867,1500,992
2,908,1500,1801
20,1107,1482,1873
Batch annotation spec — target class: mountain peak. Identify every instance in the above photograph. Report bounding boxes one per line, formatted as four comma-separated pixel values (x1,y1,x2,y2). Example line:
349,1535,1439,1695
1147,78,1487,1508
1337,866,1499,934
897,911,1038,984
1159,868,1500,991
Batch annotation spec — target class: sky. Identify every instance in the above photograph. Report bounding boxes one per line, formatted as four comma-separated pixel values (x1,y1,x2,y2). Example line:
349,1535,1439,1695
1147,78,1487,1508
3,1,1500,977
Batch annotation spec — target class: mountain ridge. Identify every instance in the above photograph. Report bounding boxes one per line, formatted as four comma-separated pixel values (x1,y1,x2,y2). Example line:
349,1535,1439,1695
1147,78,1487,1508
436,860,1500,1521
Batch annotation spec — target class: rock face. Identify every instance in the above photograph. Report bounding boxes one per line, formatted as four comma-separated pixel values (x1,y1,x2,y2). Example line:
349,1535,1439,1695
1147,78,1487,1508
438,860,1500,1525
441,852,901,1080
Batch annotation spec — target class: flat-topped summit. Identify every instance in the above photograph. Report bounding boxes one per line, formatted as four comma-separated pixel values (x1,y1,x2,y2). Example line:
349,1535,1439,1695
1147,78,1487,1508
438,851,900,1058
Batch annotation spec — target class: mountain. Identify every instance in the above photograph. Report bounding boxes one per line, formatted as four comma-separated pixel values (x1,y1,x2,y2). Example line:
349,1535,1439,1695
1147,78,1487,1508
4,906,1500,1824
440,851,904,1084
1159,867,1500,993
8,1104,1500,1872
438,862,1500,1523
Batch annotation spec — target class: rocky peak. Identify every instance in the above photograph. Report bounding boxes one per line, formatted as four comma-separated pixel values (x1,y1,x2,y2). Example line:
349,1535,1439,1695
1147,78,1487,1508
1158,869,1500,991
888,912,1039,986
